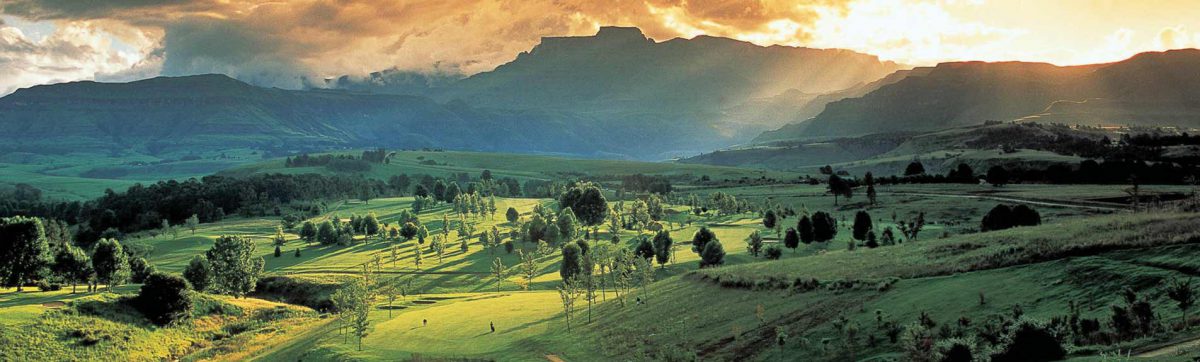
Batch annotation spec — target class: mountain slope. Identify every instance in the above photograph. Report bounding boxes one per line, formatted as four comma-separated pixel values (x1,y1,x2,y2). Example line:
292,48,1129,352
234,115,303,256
763,49,1200,140
0,74,615,156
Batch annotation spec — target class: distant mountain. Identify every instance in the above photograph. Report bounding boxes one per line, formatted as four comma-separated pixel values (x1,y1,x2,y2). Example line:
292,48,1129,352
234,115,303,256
0,74,619,157
326,26,904,147
761,49,1200,141
1,27,905,160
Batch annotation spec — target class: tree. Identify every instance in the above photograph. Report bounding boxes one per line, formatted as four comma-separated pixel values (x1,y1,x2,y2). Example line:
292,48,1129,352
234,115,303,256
981,205,1013,231
1167,278,1195,329
765,246,783,260
52,245,92,293
987,166,1010,187
828,175,853,205
865,172,878,205
0,216,52,291
797,215,815,245
783,227,800,253
331,276,374,351
362,213,380,236
506,207,519,223
91,238,130,292
558,278,580,332
300,220,317,243
557,207,580,242
948,163,974,182
129,257,155,283
445,182,462,204
186,214,200,235
745,231,764,257
560,243,583,280
491,257,505,292
904,161,926,176
762,210,777,230
652,230,672,268
1011,205,1042,227
700,239,726,268
205,235,265,298
865,231,879,248
135,272,192,326
519,250,537,290
183,255,213,292
852,211,873,241
399,222,418,241
559,181,608,226
691,226,717,254
413,244,423,269
635,237,655,260
317,220,338,245
433,179,447,201
812,212,837,242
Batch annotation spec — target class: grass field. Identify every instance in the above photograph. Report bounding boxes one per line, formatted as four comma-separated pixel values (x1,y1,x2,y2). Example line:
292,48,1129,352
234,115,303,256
5,170,1200,360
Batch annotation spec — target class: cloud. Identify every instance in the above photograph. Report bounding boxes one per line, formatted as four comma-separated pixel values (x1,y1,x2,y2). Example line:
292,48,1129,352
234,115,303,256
0,20,145,95
1156,26,1193,50
1,0,854,89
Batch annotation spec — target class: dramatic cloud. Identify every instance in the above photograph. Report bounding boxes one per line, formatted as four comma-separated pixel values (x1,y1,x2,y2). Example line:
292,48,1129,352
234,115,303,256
2,0,1200,93
0,19,149,94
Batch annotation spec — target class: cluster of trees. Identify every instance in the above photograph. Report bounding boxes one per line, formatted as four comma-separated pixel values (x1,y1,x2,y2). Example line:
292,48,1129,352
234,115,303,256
980,205,1041,232
884,159,1198,186
687,192,751,216
620,174,673,194
0,216,146,293
297,212,390,246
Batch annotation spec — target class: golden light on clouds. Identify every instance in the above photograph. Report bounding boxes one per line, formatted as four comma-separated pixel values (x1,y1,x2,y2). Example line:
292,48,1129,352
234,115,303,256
1,0,1199,94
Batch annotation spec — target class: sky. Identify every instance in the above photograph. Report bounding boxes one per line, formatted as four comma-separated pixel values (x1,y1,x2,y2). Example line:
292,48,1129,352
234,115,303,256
1,0,1199,95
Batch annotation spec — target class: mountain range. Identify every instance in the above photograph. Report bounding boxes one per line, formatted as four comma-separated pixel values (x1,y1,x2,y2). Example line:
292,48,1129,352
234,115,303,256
0,27,902,160
759,49,1200,141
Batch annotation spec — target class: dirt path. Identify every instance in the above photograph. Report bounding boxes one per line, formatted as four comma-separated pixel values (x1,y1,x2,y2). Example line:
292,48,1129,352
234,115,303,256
545,354,564,362
1135,335,1200,357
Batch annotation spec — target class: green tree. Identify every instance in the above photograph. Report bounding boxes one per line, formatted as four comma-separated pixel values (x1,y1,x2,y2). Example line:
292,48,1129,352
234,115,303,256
798,215,815,245
745,230,764,257
186,214,200,235
557,207,580,241
331,275,375,351
783,227,800,253
560,243,583,280
557,278,581,332
700,239,726,268
828,175,853,206
519,250,537,290
400,222,418,241
317,220,338,245
763,210,777,230
52,245,92,293
135,272,193,326
300,220,317,243
205,235,265,298
852,211,873,241
91,238,130,292
691,226,717,254
363,213,381,236
652,230,673,268
635,236,655,260
559,181,608,226
812,212,837,242
183,255,213,292
0,216,52,291
491,257,505,292
1167,278,1196,329
506,207,520,223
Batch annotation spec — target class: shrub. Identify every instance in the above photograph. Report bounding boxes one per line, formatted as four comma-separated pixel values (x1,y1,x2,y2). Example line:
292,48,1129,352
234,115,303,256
700,239,726,268
36,280,63,291
765,246,783,260
990,318,1065,362
135,272,193,326
935,338,974,362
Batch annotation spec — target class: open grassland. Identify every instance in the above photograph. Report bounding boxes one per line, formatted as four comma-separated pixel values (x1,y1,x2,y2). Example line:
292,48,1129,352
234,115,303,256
0,289,320,362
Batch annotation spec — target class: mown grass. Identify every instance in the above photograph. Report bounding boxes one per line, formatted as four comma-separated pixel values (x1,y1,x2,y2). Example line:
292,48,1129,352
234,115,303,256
696,212,1200,289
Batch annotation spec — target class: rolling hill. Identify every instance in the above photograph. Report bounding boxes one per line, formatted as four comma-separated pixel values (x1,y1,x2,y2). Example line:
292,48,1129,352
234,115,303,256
760,49,1200,141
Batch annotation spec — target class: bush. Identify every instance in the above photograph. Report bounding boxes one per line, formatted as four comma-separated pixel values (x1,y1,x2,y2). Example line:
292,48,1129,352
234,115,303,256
36,280,63,292
700,239,726,268
135,272,193,326
935,338,974,362
764,246,783,260
991,319,1065,362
